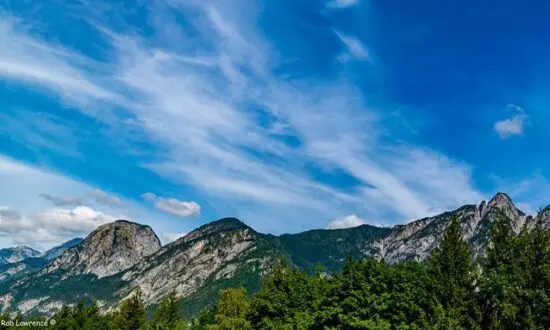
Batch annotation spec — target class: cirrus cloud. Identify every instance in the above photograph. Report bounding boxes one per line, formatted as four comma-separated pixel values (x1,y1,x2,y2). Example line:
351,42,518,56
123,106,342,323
88,189,123,207
0,2,484,233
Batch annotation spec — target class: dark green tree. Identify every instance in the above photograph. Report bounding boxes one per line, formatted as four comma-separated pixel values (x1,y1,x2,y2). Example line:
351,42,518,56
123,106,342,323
51,305,77,329
190,307,216,330
151,291,187,330
427,216,480,329
113,288,147,330
479,212,521,329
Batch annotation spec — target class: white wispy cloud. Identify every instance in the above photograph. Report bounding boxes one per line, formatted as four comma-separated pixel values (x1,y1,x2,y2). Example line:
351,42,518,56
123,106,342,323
0,2,483,231
39,193,85,207
327,0,361,9
494,104,528,139
88,189,123,207
334,31,371,62
0,110,81,157
0,18,117,106
327,214,366,229
141,193,200,218
40,189,122,208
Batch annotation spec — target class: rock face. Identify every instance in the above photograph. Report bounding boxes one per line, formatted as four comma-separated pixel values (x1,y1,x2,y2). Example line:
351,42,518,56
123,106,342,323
371,193,531,263
0,194,548,317
0,218,272,316
42,220,161,278
116,218,272,313
0,257,48,283
0,247,41,266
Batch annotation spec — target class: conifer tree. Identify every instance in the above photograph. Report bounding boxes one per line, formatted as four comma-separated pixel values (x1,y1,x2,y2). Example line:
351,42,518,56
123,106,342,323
479,212,520,329
427,216,480,328
152,290,187,330
113,288,147,330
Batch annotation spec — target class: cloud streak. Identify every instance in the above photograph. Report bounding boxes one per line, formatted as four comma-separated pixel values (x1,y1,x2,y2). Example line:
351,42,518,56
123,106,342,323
39,193,85,207
327,0,361,9
334,31,371,62
141,193,200,218
88,189,123,207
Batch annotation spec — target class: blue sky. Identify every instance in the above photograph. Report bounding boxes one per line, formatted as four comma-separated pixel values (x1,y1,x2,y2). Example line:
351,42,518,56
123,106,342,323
1,0,549,249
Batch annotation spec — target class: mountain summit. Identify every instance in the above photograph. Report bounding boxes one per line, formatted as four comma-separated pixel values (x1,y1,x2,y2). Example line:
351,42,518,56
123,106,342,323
42,220,161,278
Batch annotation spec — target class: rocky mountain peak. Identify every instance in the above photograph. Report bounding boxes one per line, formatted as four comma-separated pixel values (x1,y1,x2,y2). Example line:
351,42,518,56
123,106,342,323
485,192,526,228
119,217,262,307
487,192,516,210
43,220,161,278
181,217,251,243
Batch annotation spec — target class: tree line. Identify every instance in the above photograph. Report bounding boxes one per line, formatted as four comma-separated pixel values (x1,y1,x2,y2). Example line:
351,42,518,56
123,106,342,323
1,213,549,329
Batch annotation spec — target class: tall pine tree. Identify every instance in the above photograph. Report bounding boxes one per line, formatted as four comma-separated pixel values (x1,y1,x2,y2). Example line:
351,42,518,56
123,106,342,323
479,211,521,330
152,290,187,330
428,216,480,329
113,288,147,330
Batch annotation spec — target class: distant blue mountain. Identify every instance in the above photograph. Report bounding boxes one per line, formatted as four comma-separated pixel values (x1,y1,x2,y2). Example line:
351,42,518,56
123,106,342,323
42,238,84,260
0,237,84,283
0,246,41,266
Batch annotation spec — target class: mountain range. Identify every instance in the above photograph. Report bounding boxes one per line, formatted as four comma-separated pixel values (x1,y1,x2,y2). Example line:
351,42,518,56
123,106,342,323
0,238,83,283
0,192,548,317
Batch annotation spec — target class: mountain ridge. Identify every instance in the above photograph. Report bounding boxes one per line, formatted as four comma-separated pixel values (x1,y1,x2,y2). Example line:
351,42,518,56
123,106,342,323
0,192,548,317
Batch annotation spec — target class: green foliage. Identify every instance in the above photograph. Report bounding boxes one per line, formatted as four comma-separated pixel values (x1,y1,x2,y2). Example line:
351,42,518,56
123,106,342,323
479,212,550,329
248,259,320,329
316,257,435,329
46,301,109,330
207,288,251,330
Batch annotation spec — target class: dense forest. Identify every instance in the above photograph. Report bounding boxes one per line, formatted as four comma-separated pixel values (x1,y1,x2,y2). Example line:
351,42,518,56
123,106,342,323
1,213,549,330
